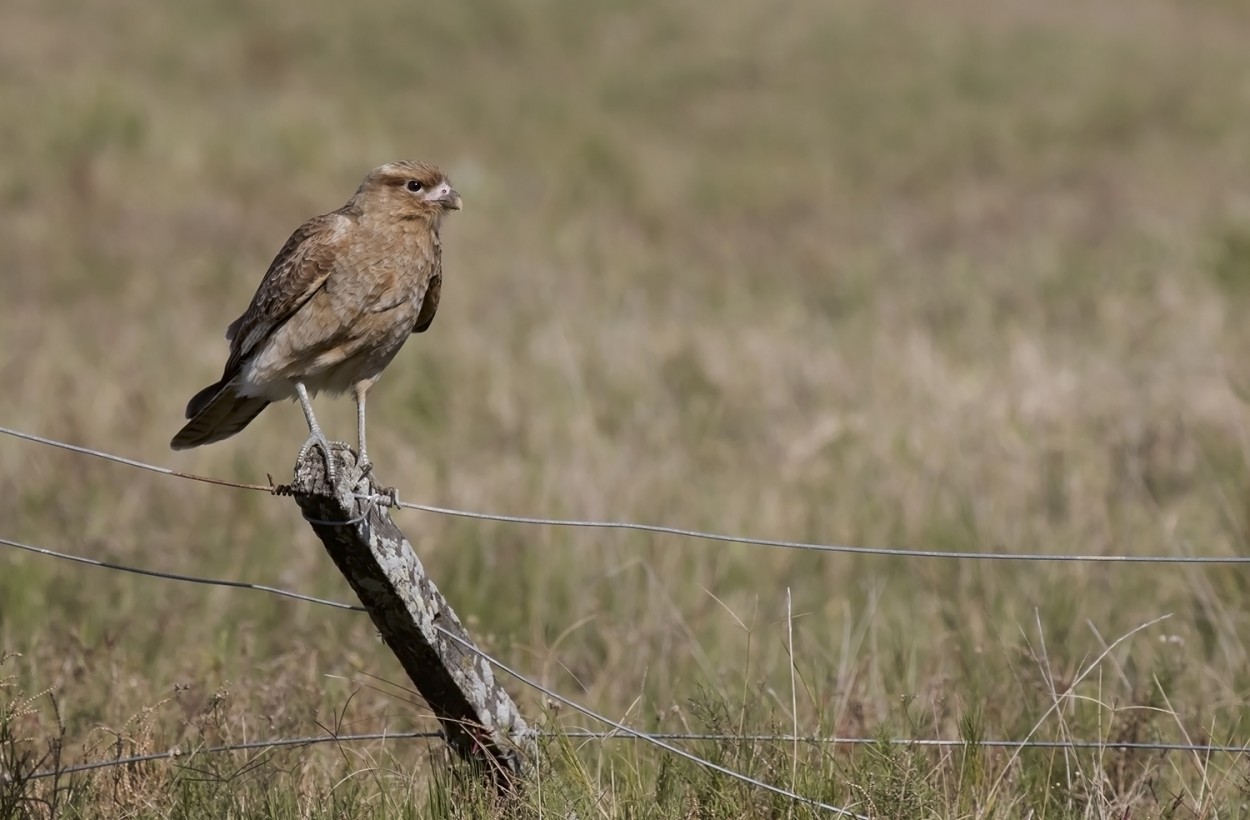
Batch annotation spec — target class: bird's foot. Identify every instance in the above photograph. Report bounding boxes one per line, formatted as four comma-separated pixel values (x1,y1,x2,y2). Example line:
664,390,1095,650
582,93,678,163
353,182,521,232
349,451,372,489
349,457,398,507
296,432,350,487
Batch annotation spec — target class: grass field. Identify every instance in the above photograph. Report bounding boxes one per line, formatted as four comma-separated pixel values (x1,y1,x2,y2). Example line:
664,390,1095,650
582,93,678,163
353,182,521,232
5,0,1250,816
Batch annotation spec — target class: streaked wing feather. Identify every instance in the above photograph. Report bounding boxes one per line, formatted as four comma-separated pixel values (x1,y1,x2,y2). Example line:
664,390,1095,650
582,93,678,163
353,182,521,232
412,271,441,333
223,213,347,373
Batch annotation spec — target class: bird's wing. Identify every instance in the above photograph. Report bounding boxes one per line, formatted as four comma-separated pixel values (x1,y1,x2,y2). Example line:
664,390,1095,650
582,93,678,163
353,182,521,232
223,213,348,373
412,270,441,333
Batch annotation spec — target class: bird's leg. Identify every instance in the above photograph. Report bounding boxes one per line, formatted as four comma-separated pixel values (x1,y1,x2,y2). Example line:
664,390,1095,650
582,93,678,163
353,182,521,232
352,378,397,506
294,382,338,486
353,380,372,476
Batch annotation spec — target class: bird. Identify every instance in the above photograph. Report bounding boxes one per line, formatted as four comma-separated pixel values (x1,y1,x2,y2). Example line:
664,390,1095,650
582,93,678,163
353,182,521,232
170,160,461,486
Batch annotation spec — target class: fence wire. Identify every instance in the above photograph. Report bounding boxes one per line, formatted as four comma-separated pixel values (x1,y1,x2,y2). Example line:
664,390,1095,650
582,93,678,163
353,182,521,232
2,424,1245,564
0,530,1238,768
0,536,364,611
10,730,1247,787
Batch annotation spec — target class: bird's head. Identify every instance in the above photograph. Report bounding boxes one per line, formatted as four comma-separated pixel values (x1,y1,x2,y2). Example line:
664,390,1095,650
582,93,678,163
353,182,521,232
352,160,462,222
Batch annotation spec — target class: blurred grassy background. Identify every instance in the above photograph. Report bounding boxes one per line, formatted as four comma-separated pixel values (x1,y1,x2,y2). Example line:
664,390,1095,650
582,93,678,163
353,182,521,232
5,0,1250,815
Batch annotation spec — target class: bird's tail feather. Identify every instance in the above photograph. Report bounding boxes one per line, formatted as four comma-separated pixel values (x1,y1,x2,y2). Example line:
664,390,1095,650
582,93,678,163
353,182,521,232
171,378,270,450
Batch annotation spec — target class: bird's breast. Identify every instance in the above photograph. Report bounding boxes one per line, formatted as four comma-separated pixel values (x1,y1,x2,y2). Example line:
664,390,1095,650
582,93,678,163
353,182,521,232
239,227,438,397
328,233,435,309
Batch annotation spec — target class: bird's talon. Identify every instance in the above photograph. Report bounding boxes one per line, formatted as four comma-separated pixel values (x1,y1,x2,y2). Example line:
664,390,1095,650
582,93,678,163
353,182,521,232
297,432,338,486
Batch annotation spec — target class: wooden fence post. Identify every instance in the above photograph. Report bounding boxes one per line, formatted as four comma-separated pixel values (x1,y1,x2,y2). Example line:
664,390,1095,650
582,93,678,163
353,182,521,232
281,445,534,794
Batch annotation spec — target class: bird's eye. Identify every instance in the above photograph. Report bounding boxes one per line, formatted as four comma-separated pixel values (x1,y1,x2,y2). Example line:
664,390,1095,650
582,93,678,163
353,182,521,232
405,180,423,192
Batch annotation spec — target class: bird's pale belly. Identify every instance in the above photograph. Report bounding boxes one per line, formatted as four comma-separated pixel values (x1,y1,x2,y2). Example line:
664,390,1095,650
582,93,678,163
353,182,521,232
239,296,420,401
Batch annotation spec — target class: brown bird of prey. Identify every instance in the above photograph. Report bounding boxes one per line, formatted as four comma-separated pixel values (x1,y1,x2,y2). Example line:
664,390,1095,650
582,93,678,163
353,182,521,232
170,160,461,484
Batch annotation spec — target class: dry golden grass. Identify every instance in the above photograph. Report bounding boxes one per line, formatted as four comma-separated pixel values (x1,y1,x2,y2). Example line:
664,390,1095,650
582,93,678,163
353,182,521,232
6,0,1250,815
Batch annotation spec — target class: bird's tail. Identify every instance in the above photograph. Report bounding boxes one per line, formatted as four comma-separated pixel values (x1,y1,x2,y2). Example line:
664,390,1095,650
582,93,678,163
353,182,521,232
170,378,270,450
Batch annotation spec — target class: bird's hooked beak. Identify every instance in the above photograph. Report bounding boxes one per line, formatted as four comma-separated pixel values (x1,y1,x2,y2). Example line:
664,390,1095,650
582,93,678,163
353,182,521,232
425,181,462,211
